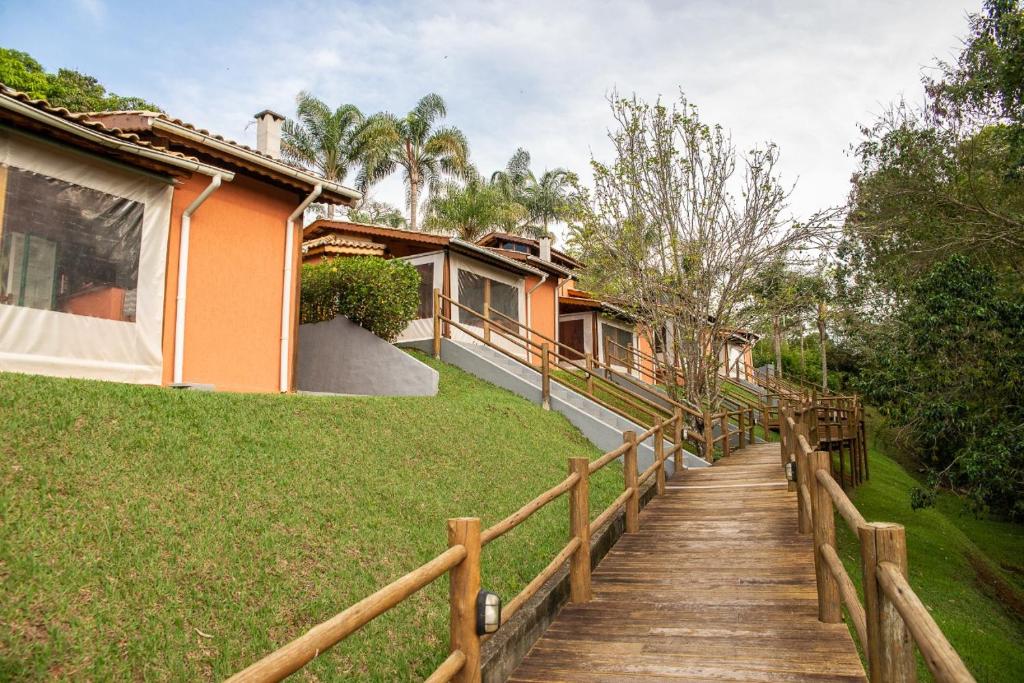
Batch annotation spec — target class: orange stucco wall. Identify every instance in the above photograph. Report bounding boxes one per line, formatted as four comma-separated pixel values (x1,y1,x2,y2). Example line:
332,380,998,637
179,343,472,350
636,330,656,384
161,175,302,392
526,276,558,366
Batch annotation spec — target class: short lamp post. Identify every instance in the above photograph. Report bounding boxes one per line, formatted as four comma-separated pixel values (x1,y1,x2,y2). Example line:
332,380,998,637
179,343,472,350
785,459,798,484
476,589,502,636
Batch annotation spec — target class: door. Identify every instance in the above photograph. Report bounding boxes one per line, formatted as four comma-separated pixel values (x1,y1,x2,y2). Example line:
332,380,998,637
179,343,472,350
559,318,585,360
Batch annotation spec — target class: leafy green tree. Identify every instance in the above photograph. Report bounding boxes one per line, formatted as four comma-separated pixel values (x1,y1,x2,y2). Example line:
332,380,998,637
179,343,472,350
856,256,1023,519
347,200,407,229
360,94,469,230
0,47,159,111
281,91,370,220
424,170,522,241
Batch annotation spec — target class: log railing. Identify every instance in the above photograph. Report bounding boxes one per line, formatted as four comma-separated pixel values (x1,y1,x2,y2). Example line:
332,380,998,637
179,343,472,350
228,409,687,682
780,403,974,683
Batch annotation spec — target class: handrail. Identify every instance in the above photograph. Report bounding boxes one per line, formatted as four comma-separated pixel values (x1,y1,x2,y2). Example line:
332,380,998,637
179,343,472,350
481,472,580,546
876,562,976,682
501,537,580,625
780,402,975,683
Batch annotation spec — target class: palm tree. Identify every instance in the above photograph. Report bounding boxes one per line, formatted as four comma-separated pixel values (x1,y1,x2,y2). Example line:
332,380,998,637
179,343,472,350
280,91,368,219
491,148,577,236
524,168,578,235
423,170,521,241
360,94,469,230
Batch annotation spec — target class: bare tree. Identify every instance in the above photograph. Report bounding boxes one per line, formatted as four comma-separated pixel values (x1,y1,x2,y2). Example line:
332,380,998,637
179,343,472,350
570,92,836,406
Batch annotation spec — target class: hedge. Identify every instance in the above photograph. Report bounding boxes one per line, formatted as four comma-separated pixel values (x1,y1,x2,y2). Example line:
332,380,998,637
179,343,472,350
300,257,421,342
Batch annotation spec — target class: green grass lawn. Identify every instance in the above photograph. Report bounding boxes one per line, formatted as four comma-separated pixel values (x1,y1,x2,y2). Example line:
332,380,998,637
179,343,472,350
0,353,623,681
833,418,1024,682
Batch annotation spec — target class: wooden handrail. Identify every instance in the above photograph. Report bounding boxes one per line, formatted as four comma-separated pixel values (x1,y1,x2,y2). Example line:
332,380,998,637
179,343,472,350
481,472,580,546
227,544,468,682
876,562,975,682
424,651,466,683
820,543,868,647
589,488,633,536
501,537,580,625
780,402,975,683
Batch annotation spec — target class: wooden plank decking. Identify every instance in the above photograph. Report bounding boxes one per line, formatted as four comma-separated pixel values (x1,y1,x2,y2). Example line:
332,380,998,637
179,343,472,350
509,442,867,682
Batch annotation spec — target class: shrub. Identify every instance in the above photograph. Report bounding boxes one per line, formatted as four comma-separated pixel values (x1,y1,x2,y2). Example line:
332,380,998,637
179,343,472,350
300,257,420,342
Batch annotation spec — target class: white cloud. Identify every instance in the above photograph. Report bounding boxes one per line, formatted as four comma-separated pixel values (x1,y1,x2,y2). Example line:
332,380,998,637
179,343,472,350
147,0,971,240
74,0,105,23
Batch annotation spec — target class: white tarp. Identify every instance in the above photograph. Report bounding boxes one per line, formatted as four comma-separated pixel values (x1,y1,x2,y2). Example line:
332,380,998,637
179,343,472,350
0,129,172,384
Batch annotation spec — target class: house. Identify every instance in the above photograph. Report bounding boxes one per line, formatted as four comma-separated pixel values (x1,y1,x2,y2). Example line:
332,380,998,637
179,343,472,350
302,221,559,363
0,85,359,392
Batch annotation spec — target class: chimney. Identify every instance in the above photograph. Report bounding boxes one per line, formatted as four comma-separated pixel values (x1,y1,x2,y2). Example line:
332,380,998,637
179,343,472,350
254,109,285,158
539,236,552,262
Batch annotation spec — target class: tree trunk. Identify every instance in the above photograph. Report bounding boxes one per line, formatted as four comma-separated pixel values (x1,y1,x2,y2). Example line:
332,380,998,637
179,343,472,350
409,178,419,231
772,316,783,379
799,330,805,378
817,302,828,390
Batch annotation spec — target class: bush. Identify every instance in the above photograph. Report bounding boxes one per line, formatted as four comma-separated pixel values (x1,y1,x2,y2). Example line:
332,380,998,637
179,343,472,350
856,255,1024,520
300,257,420,342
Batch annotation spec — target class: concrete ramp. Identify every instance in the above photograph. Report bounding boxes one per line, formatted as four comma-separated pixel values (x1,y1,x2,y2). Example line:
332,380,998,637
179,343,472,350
296,317,438,396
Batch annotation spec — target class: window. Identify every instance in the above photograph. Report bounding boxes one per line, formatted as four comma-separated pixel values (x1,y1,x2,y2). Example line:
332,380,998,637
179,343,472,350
457,269,520,329
500,240,531,254
0,166,143,322
414,263,433,319
603,323,634,368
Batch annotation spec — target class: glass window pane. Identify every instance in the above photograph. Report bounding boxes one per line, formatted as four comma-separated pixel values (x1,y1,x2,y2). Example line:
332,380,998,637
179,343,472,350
0,165,143,322
458,269,484,326
490,280,518,330
414,263,433,319
604,324,634,368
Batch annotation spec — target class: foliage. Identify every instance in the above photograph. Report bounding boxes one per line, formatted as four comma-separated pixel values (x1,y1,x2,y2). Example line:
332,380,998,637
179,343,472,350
569,91,835,405
281,91,372,219
855,256,1024,519
840,1,1024,520
0,357,623,680
300,257,420,341
833,414,1024,681
0,47,159,111
347,200,407,228
490,148,579,233
360,94,470,230
424,170,523,241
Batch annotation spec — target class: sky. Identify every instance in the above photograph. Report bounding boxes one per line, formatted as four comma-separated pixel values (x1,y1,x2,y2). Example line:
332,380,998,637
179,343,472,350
1,0,973,242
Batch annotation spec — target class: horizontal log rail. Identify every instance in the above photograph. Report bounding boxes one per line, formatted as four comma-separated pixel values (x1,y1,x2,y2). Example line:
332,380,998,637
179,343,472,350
781,402,974,683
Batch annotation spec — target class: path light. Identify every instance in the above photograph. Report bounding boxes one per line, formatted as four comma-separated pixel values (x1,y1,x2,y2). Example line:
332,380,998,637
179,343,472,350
785,459,797,483
476,589,502,635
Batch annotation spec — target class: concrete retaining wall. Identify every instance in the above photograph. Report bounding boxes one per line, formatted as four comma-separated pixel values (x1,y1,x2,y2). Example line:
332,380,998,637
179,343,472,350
296,317,438,396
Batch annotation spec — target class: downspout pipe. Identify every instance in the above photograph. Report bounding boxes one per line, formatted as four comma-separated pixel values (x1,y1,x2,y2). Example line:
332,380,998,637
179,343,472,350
280,184,322,392
173,174,226,385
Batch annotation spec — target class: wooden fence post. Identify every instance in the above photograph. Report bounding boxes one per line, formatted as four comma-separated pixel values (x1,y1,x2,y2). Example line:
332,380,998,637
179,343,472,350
702,410,714,463
809,450,841,624
738,410,747,449
748,407,756,444
655,425,666,495
860,523,916,683
448,517,481,683
585,353,594,394
720,413,731,459
568,457,592,603
673,407,684,475
623,430,639,533
433,288,442,359
541,343,551,411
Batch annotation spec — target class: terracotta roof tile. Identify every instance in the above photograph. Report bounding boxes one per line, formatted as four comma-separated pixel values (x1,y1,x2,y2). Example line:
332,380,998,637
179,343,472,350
0,85,201,164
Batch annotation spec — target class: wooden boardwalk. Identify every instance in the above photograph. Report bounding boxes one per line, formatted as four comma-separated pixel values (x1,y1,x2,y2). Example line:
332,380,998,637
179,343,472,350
509,442,867,682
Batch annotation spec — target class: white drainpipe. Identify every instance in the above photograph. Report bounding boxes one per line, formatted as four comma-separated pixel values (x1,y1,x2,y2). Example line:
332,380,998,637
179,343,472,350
173,174,226,385
280,184,323,392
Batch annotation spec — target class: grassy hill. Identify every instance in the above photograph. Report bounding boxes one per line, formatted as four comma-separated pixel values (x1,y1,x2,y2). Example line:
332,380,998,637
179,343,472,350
835,417,1024,681
0,353,622,681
